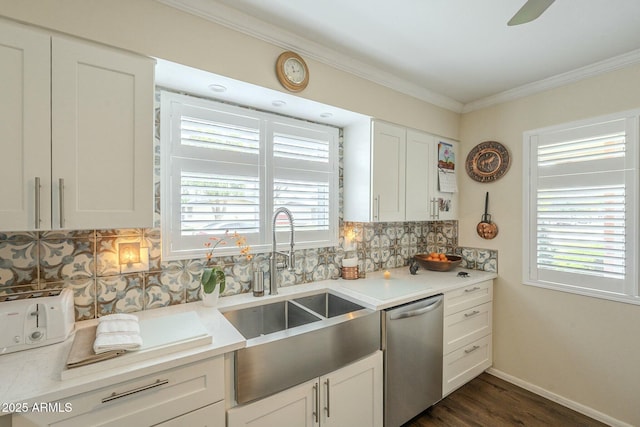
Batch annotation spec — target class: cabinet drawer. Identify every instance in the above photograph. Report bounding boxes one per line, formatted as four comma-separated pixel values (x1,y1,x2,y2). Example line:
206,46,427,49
443,334,492,396
153,401,225,427
444,302,492,354
14,356,223,427
444,280,492,316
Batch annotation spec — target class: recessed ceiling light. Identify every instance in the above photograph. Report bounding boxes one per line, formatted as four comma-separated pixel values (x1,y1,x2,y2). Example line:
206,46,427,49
272,100,287,107
320,112,333,118
208,84,227,93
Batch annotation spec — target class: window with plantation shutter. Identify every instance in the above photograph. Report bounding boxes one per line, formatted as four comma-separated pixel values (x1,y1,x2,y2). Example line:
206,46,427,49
523,112,639,305
161,91,339,260
271,122,335,244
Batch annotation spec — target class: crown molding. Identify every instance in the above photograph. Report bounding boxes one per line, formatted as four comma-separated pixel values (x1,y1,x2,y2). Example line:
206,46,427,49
158,0,640,116
156,0,464,113
462,48,640,113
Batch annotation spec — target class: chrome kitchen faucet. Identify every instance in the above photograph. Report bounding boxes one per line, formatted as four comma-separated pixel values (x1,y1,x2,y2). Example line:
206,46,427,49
269,207,295,295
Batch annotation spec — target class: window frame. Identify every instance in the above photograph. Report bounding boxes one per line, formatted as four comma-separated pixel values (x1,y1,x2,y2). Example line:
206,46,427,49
160,91,339,261
522,109,640,305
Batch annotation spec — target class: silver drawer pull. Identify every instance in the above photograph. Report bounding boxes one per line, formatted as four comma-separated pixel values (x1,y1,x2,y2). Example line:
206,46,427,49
464,310,480,318
101,379,169,403
325,378,330,418
464,345,480,354
58,178,65,228
35,177,41,229
464,286,480,293
313,383,319,422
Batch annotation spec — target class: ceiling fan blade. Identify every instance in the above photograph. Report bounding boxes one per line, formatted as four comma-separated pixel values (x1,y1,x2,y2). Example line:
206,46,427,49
508,0,555,26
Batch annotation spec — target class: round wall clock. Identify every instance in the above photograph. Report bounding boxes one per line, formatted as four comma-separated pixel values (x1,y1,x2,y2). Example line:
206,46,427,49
276,51,309,92
465,141,511,183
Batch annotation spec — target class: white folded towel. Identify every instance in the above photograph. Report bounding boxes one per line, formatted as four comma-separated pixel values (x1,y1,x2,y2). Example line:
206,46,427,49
93,313,143,354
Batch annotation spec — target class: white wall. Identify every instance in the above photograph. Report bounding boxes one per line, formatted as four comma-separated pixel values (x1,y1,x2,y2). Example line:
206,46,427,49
459,64,640,426
0,0,459,139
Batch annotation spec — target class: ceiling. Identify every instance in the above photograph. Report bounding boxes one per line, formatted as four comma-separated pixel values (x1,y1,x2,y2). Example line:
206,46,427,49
159,0,640,113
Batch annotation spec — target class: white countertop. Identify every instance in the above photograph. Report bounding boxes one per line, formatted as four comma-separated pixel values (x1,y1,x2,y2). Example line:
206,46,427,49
0,266,495,406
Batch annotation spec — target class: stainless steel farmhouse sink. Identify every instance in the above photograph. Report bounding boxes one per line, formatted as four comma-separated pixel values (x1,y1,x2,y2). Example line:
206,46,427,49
223,300,321,340
293,292,365,318
222,291,380,404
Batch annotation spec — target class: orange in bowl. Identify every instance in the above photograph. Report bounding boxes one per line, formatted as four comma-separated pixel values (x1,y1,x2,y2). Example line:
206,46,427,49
414,253,462,272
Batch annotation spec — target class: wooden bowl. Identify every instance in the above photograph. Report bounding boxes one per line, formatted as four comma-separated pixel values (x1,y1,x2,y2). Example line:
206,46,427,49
414,254,462,272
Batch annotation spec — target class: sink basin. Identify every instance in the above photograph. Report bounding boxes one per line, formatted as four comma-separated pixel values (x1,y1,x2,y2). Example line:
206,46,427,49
294,292,364,318
222,291,380,404
223,300,320,340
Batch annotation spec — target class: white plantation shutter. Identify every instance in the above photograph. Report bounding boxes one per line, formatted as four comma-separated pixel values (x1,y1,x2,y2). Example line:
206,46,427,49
161,92,338,259
524,114,639,304
271,122,336,244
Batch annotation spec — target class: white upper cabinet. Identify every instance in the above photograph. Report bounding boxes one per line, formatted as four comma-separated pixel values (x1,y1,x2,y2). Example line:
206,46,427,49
51,36,154,230
0,20,52,231
344,120,406,222
344,119,458,222
406,130,458,221
371,121,406,222
405,129,432,221
0,19,154,231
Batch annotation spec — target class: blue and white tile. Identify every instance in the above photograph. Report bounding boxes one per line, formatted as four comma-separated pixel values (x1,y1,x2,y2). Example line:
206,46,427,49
144,271,184,309
0,240,38,287
39,238,94,282
97,273,144,316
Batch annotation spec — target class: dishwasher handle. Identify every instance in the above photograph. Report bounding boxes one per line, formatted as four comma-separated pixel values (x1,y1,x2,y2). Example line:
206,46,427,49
388,295,443,320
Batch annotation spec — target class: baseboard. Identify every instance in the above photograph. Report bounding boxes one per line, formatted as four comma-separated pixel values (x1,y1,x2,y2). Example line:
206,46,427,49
486,368,631,427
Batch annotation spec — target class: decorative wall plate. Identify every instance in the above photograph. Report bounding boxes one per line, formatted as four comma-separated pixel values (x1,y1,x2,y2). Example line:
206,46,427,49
465,141,511,183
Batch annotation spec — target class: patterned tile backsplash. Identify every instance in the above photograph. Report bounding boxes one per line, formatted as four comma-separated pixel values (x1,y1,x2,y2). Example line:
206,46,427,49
0,222,496,320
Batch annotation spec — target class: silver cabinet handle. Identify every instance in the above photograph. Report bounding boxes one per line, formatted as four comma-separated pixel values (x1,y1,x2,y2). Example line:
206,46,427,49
464,286,480,293
464,310,480,318
374,195,380,220
58,178,65,228
464,345,480,354
34,177,41,229
313,382,319,423
430,198,438,219
101,379,168,403
324,378,330,418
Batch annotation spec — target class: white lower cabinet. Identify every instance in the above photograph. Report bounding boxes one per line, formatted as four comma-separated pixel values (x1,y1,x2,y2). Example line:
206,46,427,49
153,401,225,427
442,281,493,396
13,356,225,427
227,351,383,427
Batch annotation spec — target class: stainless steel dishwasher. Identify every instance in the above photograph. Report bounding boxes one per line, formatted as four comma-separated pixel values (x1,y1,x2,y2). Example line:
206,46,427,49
383,294,443,427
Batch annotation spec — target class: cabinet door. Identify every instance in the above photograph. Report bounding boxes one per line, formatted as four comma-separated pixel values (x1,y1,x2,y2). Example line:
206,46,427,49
227,378,317,427
372,121,405,222
405,130,433,221
321,352,383,427
0,20,51,231
443,334,492,396
51,36,153,229
431,138,458,220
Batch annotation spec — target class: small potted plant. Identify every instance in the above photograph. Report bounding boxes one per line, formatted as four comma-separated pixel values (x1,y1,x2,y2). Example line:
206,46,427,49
201,231,252,306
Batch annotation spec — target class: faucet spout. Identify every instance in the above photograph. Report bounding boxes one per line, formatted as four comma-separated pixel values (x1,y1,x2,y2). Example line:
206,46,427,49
270,207,295,295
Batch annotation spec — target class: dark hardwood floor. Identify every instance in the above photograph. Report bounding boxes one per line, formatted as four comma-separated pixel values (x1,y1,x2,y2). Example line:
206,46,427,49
404,373,608,427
